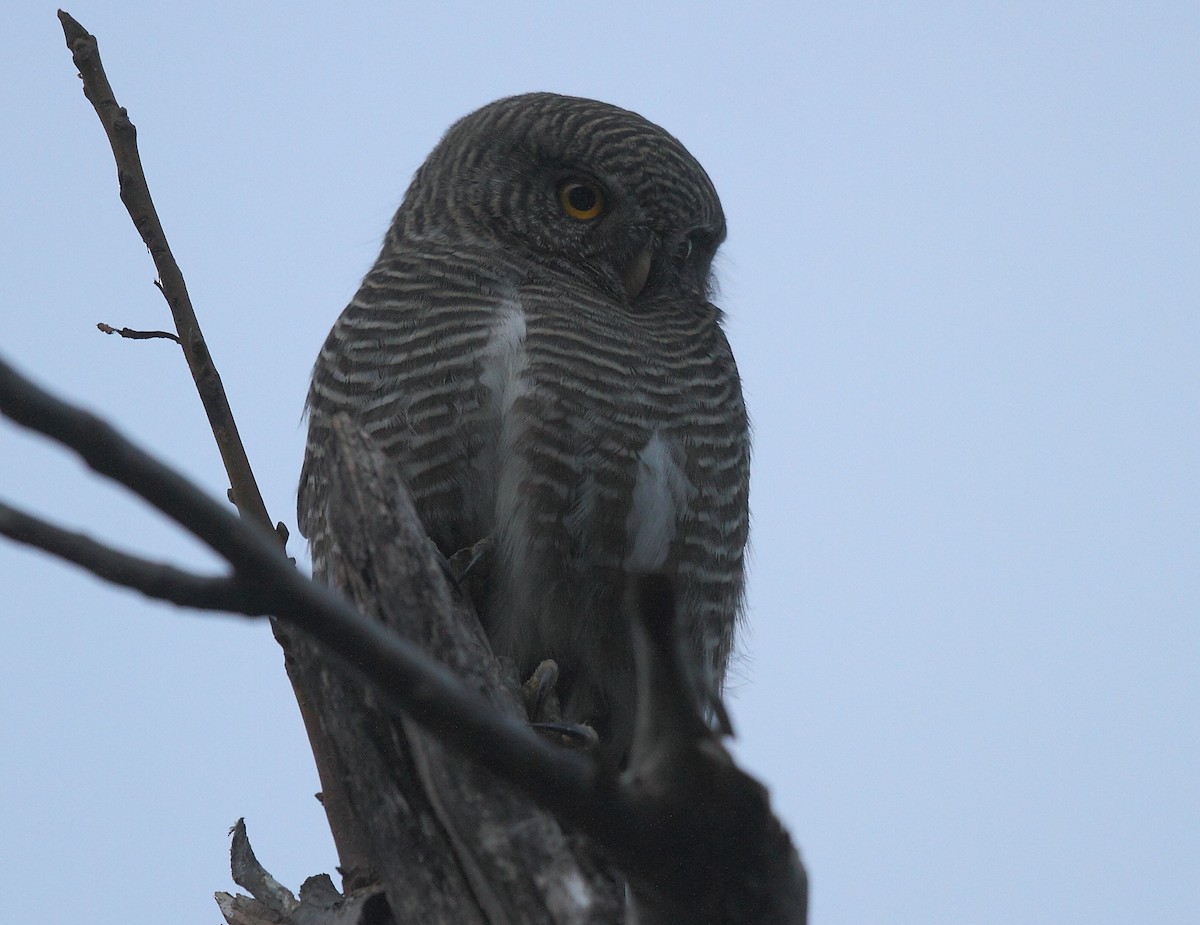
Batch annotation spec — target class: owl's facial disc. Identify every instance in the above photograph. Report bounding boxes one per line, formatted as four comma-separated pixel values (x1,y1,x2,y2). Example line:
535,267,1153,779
623,245,653,300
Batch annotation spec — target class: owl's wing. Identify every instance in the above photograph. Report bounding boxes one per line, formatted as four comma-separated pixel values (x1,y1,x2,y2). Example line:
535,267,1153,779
299,252,521,576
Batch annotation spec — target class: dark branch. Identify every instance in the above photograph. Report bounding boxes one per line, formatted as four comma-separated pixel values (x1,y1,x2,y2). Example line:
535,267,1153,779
97,322,182,344
0,351,594,809
57,9,274,539
0,500,265,612
618,576,809,924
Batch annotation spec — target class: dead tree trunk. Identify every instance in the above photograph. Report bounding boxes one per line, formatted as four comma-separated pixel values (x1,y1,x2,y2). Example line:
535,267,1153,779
210,418,807,925
274,417,624,923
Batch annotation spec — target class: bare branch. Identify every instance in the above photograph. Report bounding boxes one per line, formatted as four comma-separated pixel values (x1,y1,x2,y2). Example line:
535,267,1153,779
0,500,264,612
0,351,594,807
57,10,273,538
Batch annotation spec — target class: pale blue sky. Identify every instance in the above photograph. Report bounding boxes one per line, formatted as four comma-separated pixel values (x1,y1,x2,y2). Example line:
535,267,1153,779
2,3,1196,924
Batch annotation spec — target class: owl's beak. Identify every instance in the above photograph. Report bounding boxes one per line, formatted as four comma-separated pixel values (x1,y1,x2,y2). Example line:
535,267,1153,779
623,245,653,300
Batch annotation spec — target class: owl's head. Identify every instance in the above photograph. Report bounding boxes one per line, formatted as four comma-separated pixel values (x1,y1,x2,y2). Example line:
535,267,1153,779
398,93,726,305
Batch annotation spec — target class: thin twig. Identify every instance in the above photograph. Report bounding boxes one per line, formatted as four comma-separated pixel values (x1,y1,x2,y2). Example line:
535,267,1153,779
57,9,357,874
97,322,182,344
58,10,275,541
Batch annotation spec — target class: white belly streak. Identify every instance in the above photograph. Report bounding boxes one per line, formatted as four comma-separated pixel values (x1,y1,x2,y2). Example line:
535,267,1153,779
479,296,537,636
624,430,696,571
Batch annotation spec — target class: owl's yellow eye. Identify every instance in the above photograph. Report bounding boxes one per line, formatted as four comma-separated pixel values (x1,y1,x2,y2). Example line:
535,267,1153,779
557,179,605,220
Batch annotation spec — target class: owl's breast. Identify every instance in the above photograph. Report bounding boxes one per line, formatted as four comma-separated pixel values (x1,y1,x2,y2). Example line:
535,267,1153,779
486,289,736,582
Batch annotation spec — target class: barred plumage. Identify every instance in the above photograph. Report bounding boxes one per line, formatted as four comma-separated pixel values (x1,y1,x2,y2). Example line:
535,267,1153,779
299,93,749,760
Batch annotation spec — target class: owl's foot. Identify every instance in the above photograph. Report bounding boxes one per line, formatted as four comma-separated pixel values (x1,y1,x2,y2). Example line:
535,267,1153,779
522,659,599,751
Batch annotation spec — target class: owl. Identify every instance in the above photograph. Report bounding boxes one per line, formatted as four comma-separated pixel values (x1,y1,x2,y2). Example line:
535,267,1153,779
298,93,749,762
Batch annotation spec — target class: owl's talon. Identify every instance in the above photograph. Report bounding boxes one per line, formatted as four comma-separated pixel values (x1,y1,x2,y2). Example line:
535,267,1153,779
530,721,600,751
706,689,735,738
445,537,494,603
455,536,494,583
522,658,561,722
